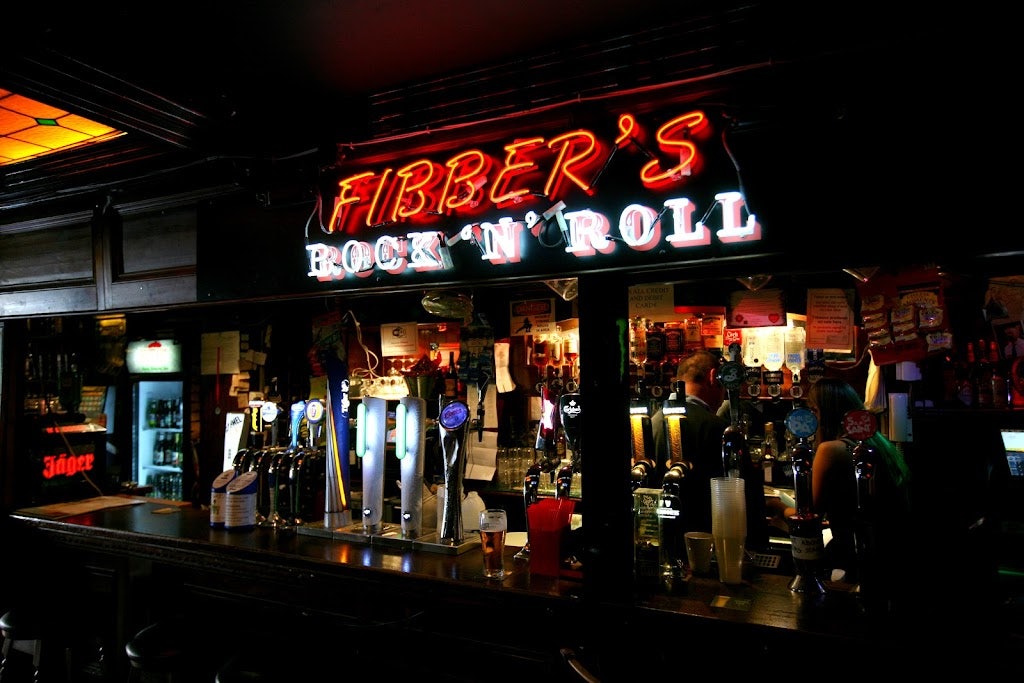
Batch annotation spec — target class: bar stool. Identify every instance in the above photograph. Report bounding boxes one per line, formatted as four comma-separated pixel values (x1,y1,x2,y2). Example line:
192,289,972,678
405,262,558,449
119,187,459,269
0,608,75,683
124,617,222,683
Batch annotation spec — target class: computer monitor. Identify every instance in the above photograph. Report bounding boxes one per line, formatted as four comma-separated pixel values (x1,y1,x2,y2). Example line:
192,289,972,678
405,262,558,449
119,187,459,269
999,429,1024,479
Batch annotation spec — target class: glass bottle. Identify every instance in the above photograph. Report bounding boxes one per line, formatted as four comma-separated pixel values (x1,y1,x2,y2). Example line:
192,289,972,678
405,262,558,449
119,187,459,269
444,351,458,399
974,339,993,409
990,341,1009,409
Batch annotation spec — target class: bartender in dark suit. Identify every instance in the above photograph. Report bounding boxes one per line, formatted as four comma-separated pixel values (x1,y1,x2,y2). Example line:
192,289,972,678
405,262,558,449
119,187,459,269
651,349,727,532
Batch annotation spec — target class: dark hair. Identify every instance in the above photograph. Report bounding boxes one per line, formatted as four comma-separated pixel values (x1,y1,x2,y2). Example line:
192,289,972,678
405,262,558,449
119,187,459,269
807,377,865,442
676,350,719,384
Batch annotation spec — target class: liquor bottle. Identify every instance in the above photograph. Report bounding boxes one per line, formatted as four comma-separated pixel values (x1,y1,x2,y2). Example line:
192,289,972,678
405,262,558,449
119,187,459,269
646,322,666,365
975,339,993,408
444,351,459,399
990,341,1009,409
957,342,977,408
664,323,684,360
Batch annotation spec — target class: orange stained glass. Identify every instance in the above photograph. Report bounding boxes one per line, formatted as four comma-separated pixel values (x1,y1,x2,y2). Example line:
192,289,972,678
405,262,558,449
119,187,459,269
0,89,124,166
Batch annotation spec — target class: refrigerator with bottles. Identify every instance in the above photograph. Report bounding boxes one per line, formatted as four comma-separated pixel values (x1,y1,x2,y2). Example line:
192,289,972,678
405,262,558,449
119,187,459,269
126,339,186,500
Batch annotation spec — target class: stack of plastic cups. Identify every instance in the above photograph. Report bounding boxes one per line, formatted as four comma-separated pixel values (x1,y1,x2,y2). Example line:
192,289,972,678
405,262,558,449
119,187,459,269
710,477,747,584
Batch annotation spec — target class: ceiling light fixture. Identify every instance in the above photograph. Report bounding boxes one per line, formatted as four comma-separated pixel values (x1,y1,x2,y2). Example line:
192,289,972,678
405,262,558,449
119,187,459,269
0,89,124,166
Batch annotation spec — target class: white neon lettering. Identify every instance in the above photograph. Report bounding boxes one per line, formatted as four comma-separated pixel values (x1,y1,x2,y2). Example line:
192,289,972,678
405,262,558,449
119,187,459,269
307,244,346,281
306,191,760,281
477,217,523,264
341,241,374,275
407,232,446,272
663,197,706,246
564,209,613,256
617,204,660,252
374,235,406,274
713,191,762,243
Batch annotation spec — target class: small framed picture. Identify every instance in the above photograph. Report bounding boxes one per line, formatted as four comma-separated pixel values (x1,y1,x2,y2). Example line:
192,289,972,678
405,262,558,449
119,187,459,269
994,319,1024,360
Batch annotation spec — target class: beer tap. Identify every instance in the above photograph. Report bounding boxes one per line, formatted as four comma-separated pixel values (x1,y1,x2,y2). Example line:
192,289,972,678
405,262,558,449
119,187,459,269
475,377,487,442
354,396,387,536
324,353,354,530
784,406,826,594
660,393,691,479
718,349,769,551
395,396,426,540
559,392,582,475
514,459,542,561
628,399,656,491
437,398,471,546
716,351,746,478
536,384,562,476
845,409,883,610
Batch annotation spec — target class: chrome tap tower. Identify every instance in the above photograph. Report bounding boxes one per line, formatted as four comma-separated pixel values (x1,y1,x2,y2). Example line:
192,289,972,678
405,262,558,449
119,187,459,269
355,396,387,535
395,396,427,540
437,399,471,546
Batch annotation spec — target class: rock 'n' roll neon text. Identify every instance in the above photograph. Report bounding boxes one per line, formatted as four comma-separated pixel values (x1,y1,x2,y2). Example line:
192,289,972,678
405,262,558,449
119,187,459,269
306,192,760,281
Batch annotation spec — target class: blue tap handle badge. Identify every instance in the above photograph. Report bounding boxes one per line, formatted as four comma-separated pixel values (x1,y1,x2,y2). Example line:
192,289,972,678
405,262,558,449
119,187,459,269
439,400,470,430
785,407,818,440
324,354,352,527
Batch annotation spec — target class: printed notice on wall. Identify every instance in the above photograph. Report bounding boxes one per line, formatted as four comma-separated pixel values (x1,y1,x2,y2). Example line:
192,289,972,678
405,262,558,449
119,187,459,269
510,298,555,336
628,284,675,320
380,322,419,357
806,288,855,352
201,331,241,375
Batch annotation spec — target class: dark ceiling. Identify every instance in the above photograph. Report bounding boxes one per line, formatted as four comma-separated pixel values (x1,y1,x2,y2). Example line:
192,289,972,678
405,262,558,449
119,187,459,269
0,2,1005,226
2,0,683,212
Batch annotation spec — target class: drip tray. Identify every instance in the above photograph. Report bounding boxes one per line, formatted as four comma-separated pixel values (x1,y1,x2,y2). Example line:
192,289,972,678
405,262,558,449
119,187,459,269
322,523,480,555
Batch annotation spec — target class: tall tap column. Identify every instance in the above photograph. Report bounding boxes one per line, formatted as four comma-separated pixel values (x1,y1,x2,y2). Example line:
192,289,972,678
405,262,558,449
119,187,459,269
396,397,426,539
437,399,471,545
324,355,353,529
355,396,387,535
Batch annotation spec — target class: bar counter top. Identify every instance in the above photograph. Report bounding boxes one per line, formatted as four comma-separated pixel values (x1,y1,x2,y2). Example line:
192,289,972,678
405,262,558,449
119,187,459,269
9,496,1023,677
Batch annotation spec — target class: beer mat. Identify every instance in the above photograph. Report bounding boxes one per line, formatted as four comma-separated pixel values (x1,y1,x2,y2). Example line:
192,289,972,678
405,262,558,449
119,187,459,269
710,595,753,612
506,531,527,547
15,495,148,519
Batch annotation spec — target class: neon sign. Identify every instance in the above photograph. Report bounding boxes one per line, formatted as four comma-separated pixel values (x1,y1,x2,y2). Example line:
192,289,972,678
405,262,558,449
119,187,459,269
326,111,712,234
307,191,760,281
307,108,762,282
42,449,96,479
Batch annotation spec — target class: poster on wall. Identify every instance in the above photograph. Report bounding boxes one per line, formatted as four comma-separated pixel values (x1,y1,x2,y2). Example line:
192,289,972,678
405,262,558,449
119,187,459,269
628,284,675,321
510,298,556,336
806,288,855,353
727,289,785,328
380,322,419,357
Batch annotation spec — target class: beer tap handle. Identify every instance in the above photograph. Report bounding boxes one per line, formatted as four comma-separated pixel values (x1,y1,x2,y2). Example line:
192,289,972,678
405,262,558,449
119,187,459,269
475,374,489,442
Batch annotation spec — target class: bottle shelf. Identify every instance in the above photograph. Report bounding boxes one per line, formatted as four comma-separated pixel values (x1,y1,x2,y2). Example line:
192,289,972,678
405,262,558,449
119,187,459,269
142,464,181,472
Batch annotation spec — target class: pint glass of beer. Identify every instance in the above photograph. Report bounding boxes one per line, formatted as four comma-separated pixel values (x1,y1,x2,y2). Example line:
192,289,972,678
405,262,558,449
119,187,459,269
479,509,508,579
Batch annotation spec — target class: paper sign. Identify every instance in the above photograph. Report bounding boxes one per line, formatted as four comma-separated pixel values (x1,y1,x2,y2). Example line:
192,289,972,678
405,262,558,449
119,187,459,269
510,298,555,336
727,289,786,328
806,288,855,352
629,284,675,320
380,322,419,356
201,331,241,375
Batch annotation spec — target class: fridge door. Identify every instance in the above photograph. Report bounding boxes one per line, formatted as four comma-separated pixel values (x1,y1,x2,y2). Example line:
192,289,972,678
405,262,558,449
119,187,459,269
133,379,184,500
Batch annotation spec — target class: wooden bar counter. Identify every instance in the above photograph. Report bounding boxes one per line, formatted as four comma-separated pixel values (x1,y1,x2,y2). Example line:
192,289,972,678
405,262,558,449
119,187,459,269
8,497,1022,680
